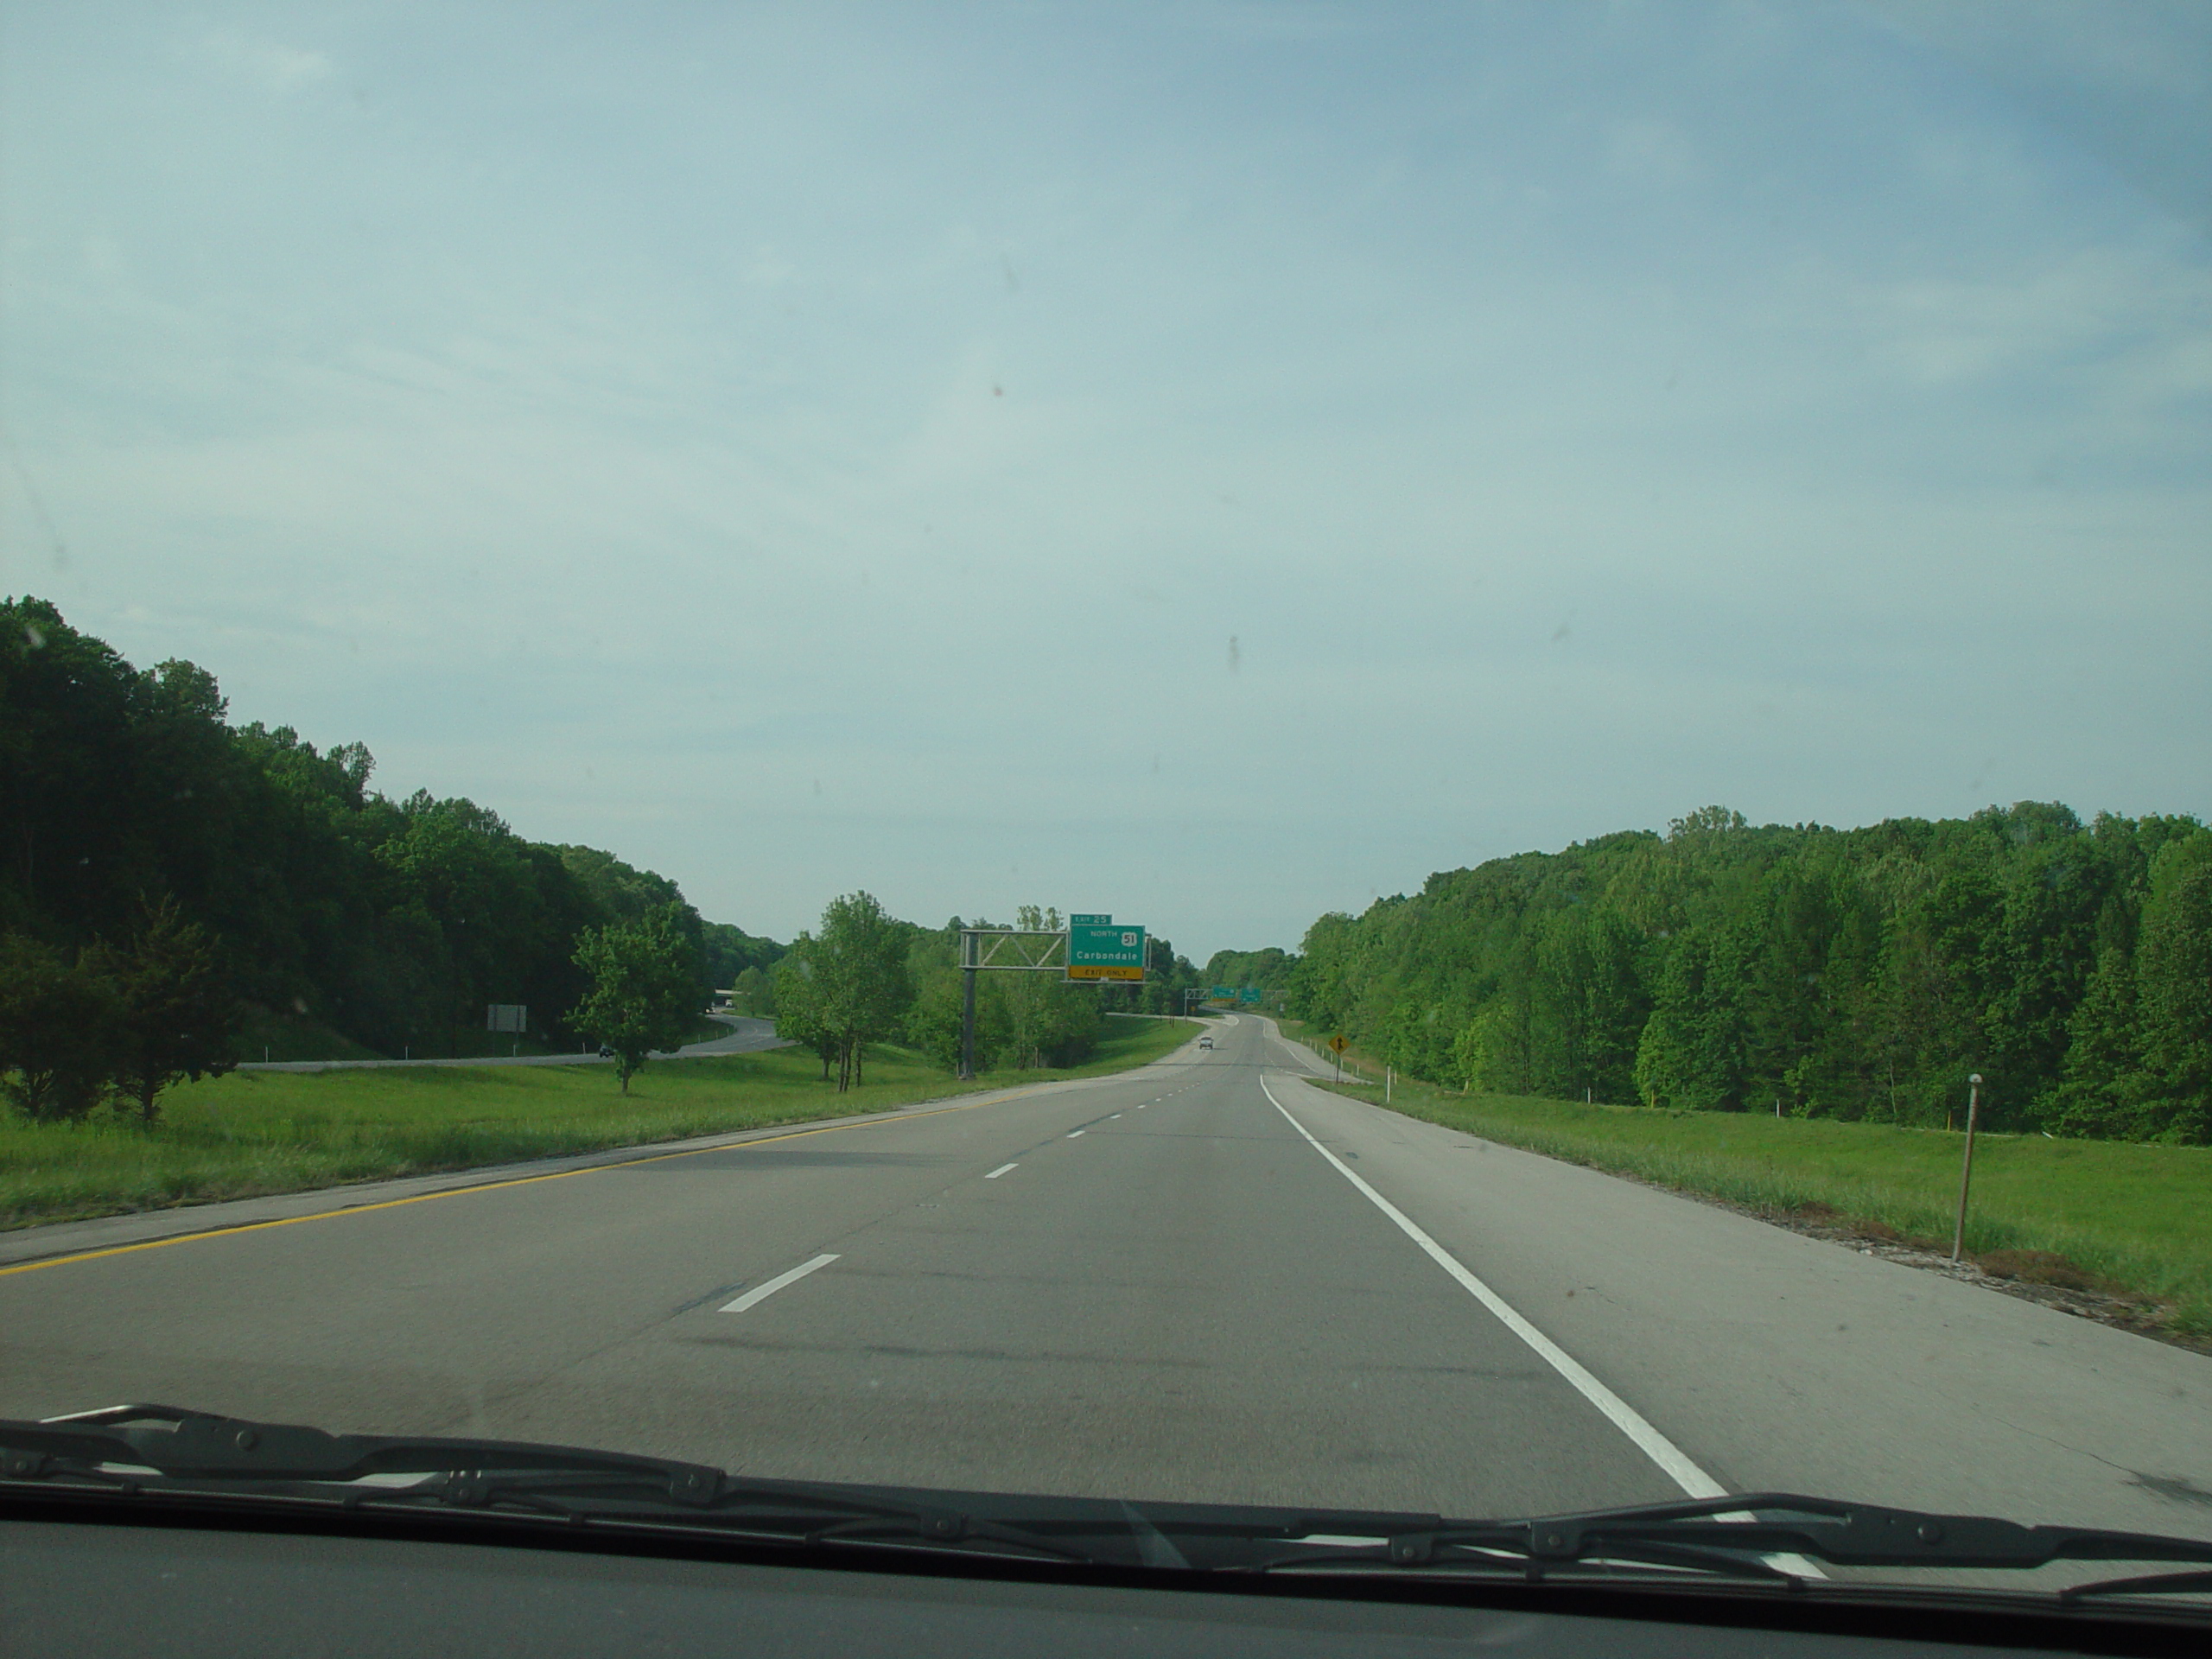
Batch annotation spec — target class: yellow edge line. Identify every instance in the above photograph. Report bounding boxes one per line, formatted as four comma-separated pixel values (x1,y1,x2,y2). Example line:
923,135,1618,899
0,1086,1052,1281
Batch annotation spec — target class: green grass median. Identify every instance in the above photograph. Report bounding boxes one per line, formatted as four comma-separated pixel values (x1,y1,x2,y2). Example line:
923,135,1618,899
1317,1070,2212,1338
0,1016,1198,1232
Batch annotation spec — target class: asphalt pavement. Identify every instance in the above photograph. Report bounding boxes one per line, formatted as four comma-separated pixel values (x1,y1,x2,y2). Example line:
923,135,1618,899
3,1014,2208,1557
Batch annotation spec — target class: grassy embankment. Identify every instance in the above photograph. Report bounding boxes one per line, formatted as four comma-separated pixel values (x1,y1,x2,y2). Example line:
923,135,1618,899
0,1015,1198,1232
1272,1018,2212,1336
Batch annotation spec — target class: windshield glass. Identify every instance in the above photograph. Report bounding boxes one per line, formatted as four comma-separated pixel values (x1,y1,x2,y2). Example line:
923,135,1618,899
3,0,2209,1607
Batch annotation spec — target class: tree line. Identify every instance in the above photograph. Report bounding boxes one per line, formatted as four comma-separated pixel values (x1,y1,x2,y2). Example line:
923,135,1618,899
1200,946,1296,1004
1,597,782,1117
1279,804,2211,1143
774,899,1205,1091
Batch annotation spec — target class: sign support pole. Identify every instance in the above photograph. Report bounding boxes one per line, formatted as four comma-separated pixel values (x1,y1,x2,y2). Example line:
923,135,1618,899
959,964,978,1080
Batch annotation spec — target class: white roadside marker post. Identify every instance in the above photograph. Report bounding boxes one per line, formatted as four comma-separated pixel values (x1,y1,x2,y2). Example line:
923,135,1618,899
1950,1073,1984,1265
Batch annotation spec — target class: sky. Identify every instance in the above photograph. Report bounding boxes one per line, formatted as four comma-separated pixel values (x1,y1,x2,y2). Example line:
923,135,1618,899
3,1,2208,960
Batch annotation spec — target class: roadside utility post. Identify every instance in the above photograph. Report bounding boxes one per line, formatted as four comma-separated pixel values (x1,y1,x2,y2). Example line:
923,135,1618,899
1950,1072,1984,1264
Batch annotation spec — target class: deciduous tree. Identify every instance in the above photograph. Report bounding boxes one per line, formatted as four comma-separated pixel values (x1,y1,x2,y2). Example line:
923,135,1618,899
570,904,700,1093
773,938,842,1081
814,892,909,1090
0,934,118,1122
86,896,239,1123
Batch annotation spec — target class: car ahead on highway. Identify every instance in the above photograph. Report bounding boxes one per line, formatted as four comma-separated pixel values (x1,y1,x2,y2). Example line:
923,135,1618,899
1198,1034,1214,1050
6,1406,2210,1656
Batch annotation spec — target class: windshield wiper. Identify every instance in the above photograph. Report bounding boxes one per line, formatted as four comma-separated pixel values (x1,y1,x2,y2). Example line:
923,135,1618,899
8,1408,2211,1600
0,1406,1094,1565
1249,1491,2212,1595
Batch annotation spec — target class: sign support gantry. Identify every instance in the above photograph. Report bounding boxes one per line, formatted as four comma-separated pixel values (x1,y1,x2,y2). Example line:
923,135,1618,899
956,929,1069,1080
952,918,1149,1079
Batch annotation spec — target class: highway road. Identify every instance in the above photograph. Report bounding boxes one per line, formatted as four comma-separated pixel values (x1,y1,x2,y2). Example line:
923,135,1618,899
3,1014,2208,1562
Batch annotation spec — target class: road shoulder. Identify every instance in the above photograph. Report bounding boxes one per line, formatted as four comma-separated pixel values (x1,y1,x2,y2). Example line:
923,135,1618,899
1259,1062,2212,1544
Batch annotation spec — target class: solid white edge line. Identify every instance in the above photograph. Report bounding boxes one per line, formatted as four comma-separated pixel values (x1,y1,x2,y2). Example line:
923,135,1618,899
1260,1071,1719,1496
719,1252,840,1313
985,1163,1017,1179
1258,1073,1826,1578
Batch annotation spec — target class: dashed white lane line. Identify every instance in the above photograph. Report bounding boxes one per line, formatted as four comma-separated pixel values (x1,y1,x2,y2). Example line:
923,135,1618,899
1066,1129,1086,1138
985,1162,1018,1179
1109,1113,1122,1119
719,1253,840,1314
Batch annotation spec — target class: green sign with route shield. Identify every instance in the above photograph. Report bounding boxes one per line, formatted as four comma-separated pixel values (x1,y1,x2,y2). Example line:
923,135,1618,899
1069,922,1145,982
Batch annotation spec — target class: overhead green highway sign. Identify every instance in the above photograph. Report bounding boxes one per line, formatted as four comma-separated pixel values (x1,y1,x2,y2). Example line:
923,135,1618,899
1068,922,1145,982
1069,913,1111,926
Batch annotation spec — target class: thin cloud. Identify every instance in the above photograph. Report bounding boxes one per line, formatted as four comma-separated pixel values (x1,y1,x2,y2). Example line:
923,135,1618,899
203,30,334,93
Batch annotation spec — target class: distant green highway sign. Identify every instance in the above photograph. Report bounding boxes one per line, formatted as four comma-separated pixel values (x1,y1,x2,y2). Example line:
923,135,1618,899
1070,913,1111,926
1210,986,1235,1000
1240,988,1262,1004
1069,922,1145,982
